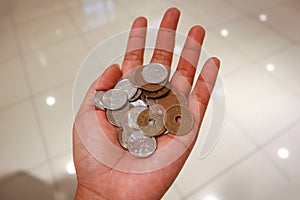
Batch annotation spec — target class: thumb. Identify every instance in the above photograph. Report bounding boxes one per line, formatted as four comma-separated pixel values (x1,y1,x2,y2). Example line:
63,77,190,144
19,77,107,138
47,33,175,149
96,64,122,91
76,64,122,116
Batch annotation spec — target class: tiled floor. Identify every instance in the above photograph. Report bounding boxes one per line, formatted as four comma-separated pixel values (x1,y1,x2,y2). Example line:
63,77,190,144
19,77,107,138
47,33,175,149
0,0,300,199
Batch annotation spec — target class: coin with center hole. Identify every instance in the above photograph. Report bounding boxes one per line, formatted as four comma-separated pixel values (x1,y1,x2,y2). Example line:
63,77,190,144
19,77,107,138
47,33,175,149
142,63,168,84
94,91,106,110
126,130,157,158
137,108,165,136
114,78,137,99
128,106,148,130
101,89,128,110
163,105,194,136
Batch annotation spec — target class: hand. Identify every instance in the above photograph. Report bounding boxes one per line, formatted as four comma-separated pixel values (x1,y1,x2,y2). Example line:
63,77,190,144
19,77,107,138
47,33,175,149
73,8,220,200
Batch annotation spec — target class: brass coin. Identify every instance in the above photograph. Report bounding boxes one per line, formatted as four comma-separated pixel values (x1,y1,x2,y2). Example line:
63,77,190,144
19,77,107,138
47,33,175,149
140,80,167,92
143,82,171,98
163,105,194,136
137,109,165,137
156,88,187,110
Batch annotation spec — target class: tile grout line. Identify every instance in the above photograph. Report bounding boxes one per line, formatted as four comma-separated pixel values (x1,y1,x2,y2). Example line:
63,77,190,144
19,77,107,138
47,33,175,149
26,148,73,174
0,79,75,112
220,42,300,105
266,72,300,101
224,0,299,44
9,4,86,59
181,147,259,199
61,3,96,53
8,4,59,192
230,114,300,182
204,0,298,69
181,115,300,199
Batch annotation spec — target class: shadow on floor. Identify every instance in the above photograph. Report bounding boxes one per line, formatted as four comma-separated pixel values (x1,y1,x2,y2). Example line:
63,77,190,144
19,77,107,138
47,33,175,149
0,171,76,200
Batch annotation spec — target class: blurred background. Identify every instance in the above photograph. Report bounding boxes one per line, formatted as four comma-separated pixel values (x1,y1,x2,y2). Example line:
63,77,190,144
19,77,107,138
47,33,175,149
0,0,300,199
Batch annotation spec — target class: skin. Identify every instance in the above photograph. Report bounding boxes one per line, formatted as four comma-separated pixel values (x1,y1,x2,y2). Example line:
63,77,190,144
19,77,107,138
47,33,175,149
73,8,220,200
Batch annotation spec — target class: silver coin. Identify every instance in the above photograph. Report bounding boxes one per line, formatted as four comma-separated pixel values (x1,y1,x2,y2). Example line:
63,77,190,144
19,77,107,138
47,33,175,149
94,91,106,110
149,104,165,116
118,131,127,149
129,88,142,102
106,103,130,127
128,106,147,130
141,94,156,106
121,111,139,130
163,129,169,135
101,89,128,110
114,79,138,100
142,63,168,84
119,128,134,149
127,130,157,158
130,99,148,107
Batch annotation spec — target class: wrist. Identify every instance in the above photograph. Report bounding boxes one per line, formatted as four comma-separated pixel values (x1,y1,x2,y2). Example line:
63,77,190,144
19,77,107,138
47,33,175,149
75,184,106,200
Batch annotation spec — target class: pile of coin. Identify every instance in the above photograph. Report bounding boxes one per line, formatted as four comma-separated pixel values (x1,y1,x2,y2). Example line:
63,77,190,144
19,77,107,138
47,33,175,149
94,63,194,158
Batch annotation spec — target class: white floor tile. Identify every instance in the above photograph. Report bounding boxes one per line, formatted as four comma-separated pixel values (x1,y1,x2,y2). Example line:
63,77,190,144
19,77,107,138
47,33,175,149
0,99,48,178
0,57,30,108
258,44,300,98
176,0,245,28
33,83,74,158
223,65,300,144
174,118,255,196
23,36,87,95
228,0,285,13
16,11,79,56
66,0,131,33
216,16,289,61
260,3,300,42
0,28,18,61
262,122,300,188
116,0,177,19
186,152,299,200
204,30,252,77
29,163,54,184
11,0,64,24
162,185,183,200
83,18,132,50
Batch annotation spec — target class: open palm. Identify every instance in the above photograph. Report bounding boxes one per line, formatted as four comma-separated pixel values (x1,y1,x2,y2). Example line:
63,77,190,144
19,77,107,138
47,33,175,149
73,8,220,200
